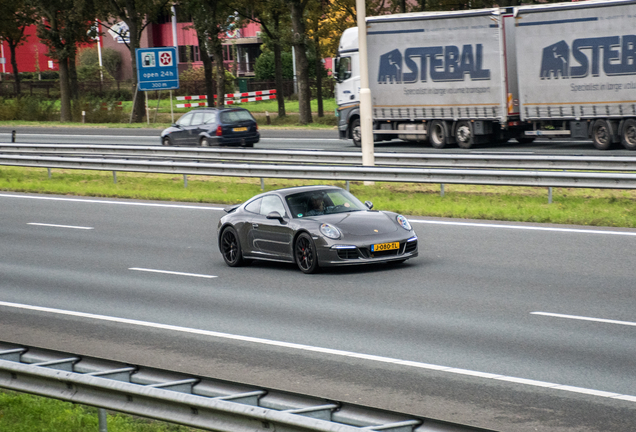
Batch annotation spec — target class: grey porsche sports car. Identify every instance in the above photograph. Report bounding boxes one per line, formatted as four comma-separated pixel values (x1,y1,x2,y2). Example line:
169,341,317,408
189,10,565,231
217,185,418,273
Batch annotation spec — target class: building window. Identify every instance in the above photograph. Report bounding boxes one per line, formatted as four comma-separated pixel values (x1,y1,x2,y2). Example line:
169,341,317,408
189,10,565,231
178,45,200,63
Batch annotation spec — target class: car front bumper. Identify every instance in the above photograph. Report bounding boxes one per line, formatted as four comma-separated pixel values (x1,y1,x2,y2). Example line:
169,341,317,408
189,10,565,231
316,236,418,267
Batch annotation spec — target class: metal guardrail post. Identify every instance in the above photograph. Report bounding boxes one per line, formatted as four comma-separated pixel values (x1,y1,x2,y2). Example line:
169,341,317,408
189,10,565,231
98,408,108,432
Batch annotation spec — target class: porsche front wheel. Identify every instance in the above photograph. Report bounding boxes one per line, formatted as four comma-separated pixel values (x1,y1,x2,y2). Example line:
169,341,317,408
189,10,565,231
295,233,319,274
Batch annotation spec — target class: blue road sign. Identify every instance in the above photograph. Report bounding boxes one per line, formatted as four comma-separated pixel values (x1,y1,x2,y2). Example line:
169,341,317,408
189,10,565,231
136,47,179,91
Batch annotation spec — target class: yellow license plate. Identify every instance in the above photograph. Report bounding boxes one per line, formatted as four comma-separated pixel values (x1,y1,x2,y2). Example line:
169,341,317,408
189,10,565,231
371,242,399,252
233,127,247,132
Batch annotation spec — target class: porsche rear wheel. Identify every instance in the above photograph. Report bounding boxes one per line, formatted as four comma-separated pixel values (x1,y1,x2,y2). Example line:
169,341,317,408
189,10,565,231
295,233,320,274
220,227,244,267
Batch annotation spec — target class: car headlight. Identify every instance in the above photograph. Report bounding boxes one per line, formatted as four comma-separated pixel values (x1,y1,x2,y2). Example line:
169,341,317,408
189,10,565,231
396,215,412,231
320,223,341,239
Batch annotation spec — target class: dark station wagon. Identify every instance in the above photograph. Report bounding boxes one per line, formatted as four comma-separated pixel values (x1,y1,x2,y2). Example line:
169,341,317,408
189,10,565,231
161,107,260,147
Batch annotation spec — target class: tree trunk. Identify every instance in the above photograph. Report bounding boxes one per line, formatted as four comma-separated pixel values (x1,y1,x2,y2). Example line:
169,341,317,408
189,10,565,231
8,43,21,96
314,33,323,118
69,49,79,101
273,41,286,117
198,34,214,105
290,0,312,124
58,57,72,122
127,18,145,123
212,37,225,107
272,11,286,117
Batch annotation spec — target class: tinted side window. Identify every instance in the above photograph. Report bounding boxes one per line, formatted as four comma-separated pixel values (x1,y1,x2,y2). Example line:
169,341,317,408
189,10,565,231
221,110,254,123
244,198,261,214
203,112,216,124
176,113,193,126
260,195,286,217
191,112,205,125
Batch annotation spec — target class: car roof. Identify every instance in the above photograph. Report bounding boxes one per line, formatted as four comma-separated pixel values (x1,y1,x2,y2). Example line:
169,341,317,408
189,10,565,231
189,107,249,112
248,185,343,202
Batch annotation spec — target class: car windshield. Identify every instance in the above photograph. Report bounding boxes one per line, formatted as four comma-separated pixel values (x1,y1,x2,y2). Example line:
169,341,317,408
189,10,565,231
285,189,367,218
221,110,254,123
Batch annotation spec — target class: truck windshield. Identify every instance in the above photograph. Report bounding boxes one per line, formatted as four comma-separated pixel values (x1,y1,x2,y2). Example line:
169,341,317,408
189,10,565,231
335,56,351,83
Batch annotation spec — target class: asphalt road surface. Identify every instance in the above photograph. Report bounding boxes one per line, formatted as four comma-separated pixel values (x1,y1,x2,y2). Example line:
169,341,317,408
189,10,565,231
0,192,635,432
2,126,636,154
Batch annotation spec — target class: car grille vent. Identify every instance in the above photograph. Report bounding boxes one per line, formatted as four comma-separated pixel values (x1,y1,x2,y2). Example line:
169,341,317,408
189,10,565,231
337,249,361,260
405,240,417,253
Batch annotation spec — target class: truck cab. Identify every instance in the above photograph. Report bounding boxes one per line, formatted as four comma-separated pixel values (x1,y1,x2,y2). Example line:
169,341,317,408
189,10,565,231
334,27,361,145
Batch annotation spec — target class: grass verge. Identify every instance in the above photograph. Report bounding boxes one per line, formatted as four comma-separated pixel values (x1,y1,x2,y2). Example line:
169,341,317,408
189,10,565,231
1,166,635,227
0,390,200,432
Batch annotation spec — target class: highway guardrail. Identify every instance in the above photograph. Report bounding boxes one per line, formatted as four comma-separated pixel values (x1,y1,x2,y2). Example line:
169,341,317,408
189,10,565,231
0,342,495,432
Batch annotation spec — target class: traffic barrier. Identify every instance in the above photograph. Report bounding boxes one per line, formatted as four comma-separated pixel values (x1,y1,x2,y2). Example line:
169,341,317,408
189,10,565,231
175,89,276,107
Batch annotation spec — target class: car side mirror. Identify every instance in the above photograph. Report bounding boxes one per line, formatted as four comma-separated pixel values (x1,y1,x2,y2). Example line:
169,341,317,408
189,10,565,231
365,201,373,209
266,211,285,223
172,123,181,128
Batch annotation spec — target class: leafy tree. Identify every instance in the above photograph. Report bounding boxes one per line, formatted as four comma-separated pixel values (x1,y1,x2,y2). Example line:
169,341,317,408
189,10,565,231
97,0,172,122
78,46,122,79
254,50,293,80
29,0,97,121
236,0,290,117
0,0,36,95
182,0,237,107
287,0,313,124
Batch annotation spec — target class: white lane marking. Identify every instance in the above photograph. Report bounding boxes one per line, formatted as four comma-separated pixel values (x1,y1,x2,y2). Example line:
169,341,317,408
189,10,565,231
409,219,636,237
0,194,224,210
27,223,94,230
532,312,636,327
0,300,634,403
129,268,217,279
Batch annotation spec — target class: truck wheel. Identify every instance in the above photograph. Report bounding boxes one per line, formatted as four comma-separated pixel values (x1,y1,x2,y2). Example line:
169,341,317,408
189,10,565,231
351,118,361,147
455,121,474,149
621,119,636,150
592,119,612,150
429,120,448,149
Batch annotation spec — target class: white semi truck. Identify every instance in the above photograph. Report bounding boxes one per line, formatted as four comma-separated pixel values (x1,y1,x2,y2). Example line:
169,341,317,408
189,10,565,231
335,0,636,150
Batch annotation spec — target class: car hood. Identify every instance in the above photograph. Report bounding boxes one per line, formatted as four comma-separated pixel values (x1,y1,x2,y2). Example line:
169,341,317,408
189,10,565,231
312,211,398,236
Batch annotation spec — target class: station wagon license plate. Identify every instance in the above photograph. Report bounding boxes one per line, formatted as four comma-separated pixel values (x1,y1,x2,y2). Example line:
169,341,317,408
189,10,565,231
233,127,248,132
371,241,399,252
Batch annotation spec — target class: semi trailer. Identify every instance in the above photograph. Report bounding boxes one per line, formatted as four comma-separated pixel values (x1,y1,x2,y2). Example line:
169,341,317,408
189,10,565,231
335,0,636,150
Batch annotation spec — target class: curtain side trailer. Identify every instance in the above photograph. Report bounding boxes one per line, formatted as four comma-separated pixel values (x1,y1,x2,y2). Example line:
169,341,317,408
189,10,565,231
335,0,636,150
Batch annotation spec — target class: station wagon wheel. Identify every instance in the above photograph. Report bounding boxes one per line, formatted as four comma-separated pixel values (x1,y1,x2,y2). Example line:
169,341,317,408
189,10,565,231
220,227,244,267
200,137,210,147
295,233,319,274
162,137,172,146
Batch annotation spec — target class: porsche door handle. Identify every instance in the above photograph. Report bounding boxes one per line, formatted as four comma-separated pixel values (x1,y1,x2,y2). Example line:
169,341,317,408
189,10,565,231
252,223,259,228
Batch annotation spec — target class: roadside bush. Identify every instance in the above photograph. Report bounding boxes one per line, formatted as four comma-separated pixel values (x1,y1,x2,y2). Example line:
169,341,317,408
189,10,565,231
78,47,121,80
180,66,236,94
0,96,57,121
74,96,126,123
